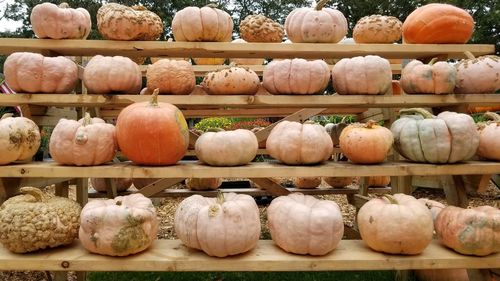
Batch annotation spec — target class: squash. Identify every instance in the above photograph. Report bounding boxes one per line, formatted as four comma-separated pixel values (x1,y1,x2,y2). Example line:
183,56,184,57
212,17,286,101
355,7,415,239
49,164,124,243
90,178,133,193
201,66,260,95
293,177,322,189
172,5,233,42
455,55,500,94
477,112,500,161
353,15,402,43
240,14,284,42
229,39,265,65
323,177,355,188
185,178,222,191
400,58,457,95
0,114,41,165
146,59,196,95
268,193,344,255
31,2,91,39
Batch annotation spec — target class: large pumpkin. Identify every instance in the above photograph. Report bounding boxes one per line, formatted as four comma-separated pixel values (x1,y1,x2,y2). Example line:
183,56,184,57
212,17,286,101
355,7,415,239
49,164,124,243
400,59,457,95
229,39,265,65
49,113,117,166
455,55,500,94
477,112,500,161
4,52,78,94
391,108,479,163
268,193,344,255
172,5,233,42
195,129,258,166
185,178,222,191
353,15,402,43
83,55,142,95
90,178,133,193
79,193,158,256
263,59,330,95
201,66,260,95
240,14,284,43
146,59,196,95
284,0,347,43
357,194,434,255
116,90,189,165
31,2,91,39
435,206,499,256
267,121,333,165
0,114,40,165
174,192,260,257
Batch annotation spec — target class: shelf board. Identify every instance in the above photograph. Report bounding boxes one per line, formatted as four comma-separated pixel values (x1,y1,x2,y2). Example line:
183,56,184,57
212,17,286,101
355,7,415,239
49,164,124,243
0,39,494,59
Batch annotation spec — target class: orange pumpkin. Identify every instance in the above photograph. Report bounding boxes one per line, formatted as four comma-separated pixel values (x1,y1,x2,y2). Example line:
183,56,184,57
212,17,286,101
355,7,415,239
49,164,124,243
323,177,355,188
31,2,91,39
201,66,260,95
185,178,222,191
146,59,196,95
90,178,133,193
293,177,322,189
172,5,233,42
191,57,226,65
400,58,457,95
367,176,391,187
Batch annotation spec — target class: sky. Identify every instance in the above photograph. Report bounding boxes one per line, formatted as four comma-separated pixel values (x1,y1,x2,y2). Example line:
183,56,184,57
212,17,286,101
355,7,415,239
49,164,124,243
0,0,22,32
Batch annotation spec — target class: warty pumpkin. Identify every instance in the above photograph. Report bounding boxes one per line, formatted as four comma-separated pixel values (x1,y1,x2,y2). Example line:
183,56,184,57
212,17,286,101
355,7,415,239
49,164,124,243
477,112,500,161
185,178,222,191
240,14,284,43
353,15,402,43
293,177,322,189
31,2,91,39
201,66,260,95
172,5,233,42
146,59,196,95
455,55,500,94
0,114,40,165
400,58,457,95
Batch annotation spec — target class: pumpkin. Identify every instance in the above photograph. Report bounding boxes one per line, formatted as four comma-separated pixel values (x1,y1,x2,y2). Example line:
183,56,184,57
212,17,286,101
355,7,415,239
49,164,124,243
0,114,40,165
323,177,354,188
367,176,391,187
174,192,260,257
391,108,479,163
132,178,161,190
477,112,500,161
31,2,91,39
284,0,347,43
146,59,196,95
116,89,189,165
402,3,474,44
263,59,330,95
172,5,233,42
324,120,348,147
455,55,500,94
339,120,393,164
267,193,344,255
400,58,457,95
195,129,258,166
240,14,284,43
4,52,78,94
266,121,333,165
434,205,499,256
83,55,142,95
49,113,117,166
191,57,226,65
418,198,445,221
293,177,322,189
229,39,265,65
97,3,163,41
185,178,222,191
353,15,402,43
201,66,260,95
357,194,434,255
415,269,470,281
91,178,133,193
79,193,158,256
332,55,392,95
0,187,81,253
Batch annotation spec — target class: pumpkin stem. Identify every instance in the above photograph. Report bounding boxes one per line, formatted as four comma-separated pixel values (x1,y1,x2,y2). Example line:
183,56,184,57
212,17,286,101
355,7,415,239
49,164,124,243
1,113,14,120
365,120,376,129
315,0,329,10
150,88,160,107
464,51,476,60
205,3,218,8
216,190,225,205
484,111,500,122
382,194,398,204
304,120,316,124
58,2,70,8
398,108,435,119
20,187,47,202
116,200,122,206
428,57,438,66
206,127,225,132
131,5,147,11
82,112,92,126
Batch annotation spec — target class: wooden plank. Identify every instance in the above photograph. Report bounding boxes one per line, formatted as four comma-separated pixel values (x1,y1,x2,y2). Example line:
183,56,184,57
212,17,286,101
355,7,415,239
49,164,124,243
138,178,185,197
249,178,291,196
445,176,469,208
184,148,343,156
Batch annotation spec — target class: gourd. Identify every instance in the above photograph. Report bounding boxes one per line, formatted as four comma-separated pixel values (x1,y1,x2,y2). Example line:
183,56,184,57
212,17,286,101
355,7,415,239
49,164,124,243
91,178,133,193
229,39,265,65
185,178,222,191
201,66,260,95
477,112,500,161
240,14,284,42
400,58,457,95
455,54,500,94
146,59,196,95
31,2,91,39
353,15,402,43
172,5,233,42
293,177,322,189
0,114,41,165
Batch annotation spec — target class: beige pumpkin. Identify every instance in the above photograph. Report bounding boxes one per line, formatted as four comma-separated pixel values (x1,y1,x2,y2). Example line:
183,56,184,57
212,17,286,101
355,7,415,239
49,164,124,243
267,121,333,165
401,59,457,94
172,5,233,42
240,14,284,42
285,0,347,43
268,193,344,255
83,55,142,95
192,57,226,65
323,177,355,188
229,39,265,65
353,15,402,43
195,129,258,166
357,194,434,254
185,178,222,191
0,114,40,165
79,193,158,256
146,59,196,95
174,192,261,257
49,113,117,166
90,178,133,193
31,2,91,39
455,55,500,94
477,112,500,161
293,177,322,189
4,52,78,94
201,66,260,95
263,59,330,95
97,3,163,41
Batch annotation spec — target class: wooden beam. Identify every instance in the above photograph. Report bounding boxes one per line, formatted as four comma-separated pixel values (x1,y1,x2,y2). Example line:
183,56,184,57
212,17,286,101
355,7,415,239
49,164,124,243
249,178,291,196
138,178,185,197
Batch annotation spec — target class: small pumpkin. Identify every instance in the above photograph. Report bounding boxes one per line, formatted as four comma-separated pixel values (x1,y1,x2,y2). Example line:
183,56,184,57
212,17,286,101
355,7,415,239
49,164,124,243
477,112,500,161
0,114,40,165
240,14,284,43
267,193,344,255
229,39,265,65
323,177,354,188
185,178,222,191
201,66,260,95
146,59,196,95
358,194,434,255
367,176,391,187
191,57,226,65
400,58,457,95
353,15,402,43
172,5,233,42
418,198,445,221
31,2,91,39
79,193,159,256
91,178,133,193
293,177,322,189
174,192,260,257
455,55,500,94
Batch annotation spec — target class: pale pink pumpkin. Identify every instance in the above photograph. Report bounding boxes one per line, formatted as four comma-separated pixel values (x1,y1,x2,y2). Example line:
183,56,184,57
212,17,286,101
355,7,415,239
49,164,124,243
31,2,91,39
172,6,233,42
90,178,133,193
146,59,196,95
0,114,41,165
455,55,500,94
477,112,500,161
401,59,457,94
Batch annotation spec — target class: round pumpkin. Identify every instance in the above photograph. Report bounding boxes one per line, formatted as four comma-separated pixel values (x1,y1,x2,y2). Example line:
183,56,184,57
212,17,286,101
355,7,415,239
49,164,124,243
116,90,189,166
191,57,226,65
266,121,333,165
172,5,233,42
402,3,474,44
455,55,500,94
357,194,434,255
332,55,392,95
391,108,479,163
339,120,393,164
174,192,260,257
90,178,133,193
401,59,457,94
284,0,347,43
418,198,445,221
0,114,40,165
293,177,322,189
477,112,500,161
79,193,159,256
97,3,163,41
267,193,344,255
353,15,402,43
229,39,265,65
434,205,499,256
367,176,391,187
4,52,78,94
49,113,117,166
263,59,330,95
146,59,196,95
132,178,161,190
185,178,222,191
195,129,258,166
201,66,260,95
323,177,354,188
240,14,284,43
31,2,91,39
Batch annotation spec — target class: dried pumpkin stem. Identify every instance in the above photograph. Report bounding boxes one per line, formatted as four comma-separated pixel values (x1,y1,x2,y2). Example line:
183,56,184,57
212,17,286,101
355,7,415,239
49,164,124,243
82,112,92,126
315,0,329,10
205,3,218,8
382,194,398,204
464,51,476,60
1,113,14,120
399,108,435,119
484,111,500,122
20,187,47,202
206,127,225,132
216,190,225,205
150,88,160,106
304,120,316,124
428,57,438,66
365,120,376,129
58,2,70,8
132,5,147,11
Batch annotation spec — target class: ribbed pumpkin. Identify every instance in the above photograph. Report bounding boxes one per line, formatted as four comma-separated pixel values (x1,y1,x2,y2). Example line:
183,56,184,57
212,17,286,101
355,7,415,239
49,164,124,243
391,108,479,163
477,112,500,161
185,178,222,191
0,114,40,165
229,39,265,65
146,59,196,95
284,0,347,43
293,177,322,189
323,177,354,188
90,178,133,193
455,55,500,94
201,66,260,95
240,14,284,43
402,3,474,44
31,2,91,39
172,5,233,42
400,58,457,95
353,15,402,43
